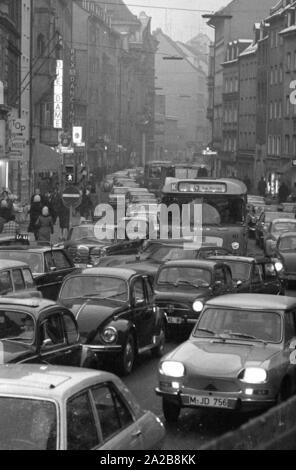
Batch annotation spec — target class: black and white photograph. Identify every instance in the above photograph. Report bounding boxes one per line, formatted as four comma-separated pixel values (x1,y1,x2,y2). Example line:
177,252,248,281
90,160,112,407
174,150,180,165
0,0,295,455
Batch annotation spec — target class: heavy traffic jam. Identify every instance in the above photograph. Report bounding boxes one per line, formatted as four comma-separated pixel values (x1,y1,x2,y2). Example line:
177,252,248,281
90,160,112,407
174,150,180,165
1,161,296,450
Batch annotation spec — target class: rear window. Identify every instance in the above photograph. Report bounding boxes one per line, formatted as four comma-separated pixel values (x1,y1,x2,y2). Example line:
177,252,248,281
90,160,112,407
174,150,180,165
0,252,43,274
0,310,35,343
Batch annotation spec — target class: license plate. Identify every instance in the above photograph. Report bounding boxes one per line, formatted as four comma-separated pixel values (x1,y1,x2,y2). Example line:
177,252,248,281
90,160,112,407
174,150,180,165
183,395,232,409
167,316,183,324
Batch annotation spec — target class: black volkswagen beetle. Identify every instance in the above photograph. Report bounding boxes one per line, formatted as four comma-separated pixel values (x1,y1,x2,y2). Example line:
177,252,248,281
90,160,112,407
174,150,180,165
0,297,93,367
154,260,234,339
58,267,165,375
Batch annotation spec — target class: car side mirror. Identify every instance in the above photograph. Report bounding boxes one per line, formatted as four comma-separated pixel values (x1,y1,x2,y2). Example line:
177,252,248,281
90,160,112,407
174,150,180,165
289,338,296,351
236,280,243,287
42,338,53,348
214,281,222,290
135,298,145,307
265,240,276,257
50,266,57,272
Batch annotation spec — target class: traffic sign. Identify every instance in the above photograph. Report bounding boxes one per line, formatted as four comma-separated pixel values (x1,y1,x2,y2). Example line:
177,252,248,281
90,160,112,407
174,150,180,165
62,186,82,209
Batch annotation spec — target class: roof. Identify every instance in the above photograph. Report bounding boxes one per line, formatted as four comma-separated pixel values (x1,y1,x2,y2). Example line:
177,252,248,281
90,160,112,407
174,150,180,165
0,365,117,401
271,218,296,224
206,294,296,311
0,297,56,314
0,246,61,253
209,256,256,263
77,267,145,280
160,260,222,269
0,260,30,269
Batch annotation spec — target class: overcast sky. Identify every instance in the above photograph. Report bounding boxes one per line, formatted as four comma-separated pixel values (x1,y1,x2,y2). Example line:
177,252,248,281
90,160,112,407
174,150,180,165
128,0,227,42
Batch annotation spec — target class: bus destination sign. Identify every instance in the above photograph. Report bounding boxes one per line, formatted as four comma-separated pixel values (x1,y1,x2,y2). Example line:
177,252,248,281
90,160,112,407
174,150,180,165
176,182,227,193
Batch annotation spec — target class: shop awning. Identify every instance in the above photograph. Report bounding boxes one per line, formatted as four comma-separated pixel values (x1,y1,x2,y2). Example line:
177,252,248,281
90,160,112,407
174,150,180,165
33,143,61,172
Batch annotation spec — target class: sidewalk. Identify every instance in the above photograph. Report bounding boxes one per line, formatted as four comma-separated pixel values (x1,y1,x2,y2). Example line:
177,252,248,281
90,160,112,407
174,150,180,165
19,214,81,244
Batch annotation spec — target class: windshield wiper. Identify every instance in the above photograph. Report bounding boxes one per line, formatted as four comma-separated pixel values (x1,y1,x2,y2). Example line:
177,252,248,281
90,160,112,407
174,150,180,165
196,328,216,335
226,332,267,344
175,280,208,288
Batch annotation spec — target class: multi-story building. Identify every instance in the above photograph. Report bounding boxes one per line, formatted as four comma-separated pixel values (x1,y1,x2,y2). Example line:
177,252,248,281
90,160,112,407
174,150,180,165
221,40,252,178
237,36,258,188
31,0,73,192
153,28,209,160
203,0,277,177
0,0,21,191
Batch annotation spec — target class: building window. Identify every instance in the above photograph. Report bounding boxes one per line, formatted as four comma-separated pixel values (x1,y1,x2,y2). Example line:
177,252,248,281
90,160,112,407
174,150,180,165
272,136,276,155
270,101,273,120
268,135,272,154
274,66,278,84
234,77,238,92
270,67,274,85
37,34,46,56
279,100,282,118
279,64,283,82
285,135,290,154
287,52,292,71
294,51,296,70
41,103,52,128
293,135,296,154
276,136,281,156
286,95,291,115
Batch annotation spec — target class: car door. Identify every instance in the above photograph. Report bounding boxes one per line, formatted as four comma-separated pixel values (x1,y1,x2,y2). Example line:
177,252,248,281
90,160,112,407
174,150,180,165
37,310,76,365
283,311,296,389
224,266,234,293
91,383,144,450
131,276,151,349
213,267,227,298
52,250,76,295
0,270,14,296
60,310,84,367
143,275,158,344
37,251,58,300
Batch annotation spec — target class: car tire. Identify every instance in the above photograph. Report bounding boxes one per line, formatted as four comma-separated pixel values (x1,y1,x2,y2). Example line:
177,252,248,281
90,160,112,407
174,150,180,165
119,334,135,376
151,325,165,358
162,399,181,423
277,378,292,404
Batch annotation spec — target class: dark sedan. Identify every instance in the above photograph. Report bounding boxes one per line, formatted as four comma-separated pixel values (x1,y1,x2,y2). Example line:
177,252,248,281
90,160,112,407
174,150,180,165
154,260,234,339
58,267,165,375
63,223,143,267
209,256,284,295
0,247,76,300
97,238,231,268
0,297,93,367
266,232,296,287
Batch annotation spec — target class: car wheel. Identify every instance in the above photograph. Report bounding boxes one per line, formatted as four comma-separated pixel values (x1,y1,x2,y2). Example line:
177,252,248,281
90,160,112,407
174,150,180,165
119,334,135,376
151,325,165,358
162,399,181,423
277,378,292,404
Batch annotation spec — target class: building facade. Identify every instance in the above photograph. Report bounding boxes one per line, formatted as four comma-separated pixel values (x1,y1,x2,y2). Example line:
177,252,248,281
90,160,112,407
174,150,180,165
203,0,277,177
0,0,21,192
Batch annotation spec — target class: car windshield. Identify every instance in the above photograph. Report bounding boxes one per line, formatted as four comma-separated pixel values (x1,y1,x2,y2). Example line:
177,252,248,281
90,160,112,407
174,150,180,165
156,266,211,288
60,275,128,301
272,221,296,234
0,398,57,450
278,236,296,251
224,261,251,282
0,310,35,343
193,308,282,343
148,245,196,262
0,252,43,274
265,212,293,223
70,226,96,240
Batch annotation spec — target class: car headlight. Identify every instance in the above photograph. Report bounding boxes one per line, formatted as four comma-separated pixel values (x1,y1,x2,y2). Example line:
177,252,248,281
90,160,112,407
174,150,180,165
275,261,284,272
239,367,267,384
160,361,185,378
78,245,90,254
192,300,203,313
101,327,118,344
232,242,240,251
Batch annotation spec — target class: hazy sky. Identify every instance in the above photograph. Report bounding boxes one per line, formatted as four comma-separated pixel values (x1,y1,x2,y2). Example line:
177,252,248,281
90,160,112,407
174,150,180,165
128,0,227,42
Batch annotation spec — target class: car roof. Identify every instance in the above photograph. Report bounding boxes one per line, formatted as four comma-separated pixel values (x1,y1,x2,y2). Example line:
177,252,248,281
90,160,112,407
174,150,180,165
209,256,256,263
160,260,223,269
278,231,296,238
0,246,61,253
0,260,30,269
77,267,145,280
205,294,296,311
271,219,296,224
0,365,119,401
0,297,57,316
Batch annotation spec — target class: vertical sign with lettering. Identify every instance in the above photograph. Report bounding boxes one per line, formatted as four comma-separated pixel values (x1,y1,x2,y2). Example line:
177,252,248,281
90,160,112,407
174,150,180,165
54,60,63,129
69,49,76,126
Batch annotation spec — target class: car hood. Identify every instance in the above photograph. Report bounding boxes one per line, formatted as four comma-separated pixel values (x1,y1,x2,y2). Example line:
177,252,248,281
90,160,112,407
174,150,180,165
63,298,127,343
0,340,35,364
279,252,296,272
165,339,279,377
155,288,210,304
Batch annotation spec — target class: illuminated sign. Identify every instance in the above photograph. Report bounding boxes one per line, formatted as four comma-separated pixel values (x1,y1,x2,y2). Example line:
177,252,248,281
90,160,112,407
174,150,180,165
53,60,63,129
176,182,227,193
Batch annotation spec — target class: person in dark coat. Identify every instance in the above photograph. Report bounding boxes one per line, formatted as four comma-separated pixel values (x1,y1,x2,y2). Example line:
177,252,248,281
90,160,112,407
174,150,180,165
0,200,12,222
79,189,94,220
58,203,70,241
28,195,43,240
278,181,290,204
258,177,267,197
36,206,54,243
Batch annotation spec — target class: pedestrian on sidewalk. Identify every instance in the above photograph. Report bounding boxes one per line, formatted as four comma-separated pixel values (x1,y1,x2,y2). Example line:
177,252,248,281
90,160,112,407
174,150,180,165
2,215,20,236
35,206,54,243
58,204,70,241
79,189,93,220
0,199,12,222
28,195,43,241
